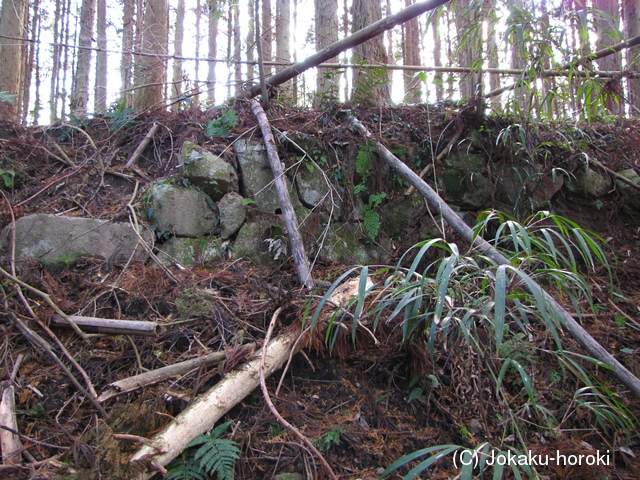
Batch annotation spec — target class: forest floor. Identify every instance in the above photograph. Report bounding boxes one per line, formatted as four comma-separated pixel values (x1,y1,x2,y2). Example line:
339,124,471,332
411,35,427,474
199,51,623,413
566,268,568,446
0,103,639,480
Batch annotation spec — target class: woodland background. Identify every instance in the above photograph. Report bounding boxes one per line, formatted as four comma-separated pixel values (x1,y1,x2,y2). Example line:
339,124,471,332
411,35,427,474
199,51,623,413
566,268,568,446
1,0,640,122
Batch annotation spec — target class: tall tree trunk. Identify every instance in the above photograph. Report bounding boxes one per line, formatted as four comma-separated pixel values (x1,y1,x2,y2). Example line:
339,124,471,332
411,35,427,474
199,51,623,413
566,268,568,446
509,0,529,112
120,0,135,107
70,0,96,117
402,0,421,103
454,0,481,103
351,0,390,105
0,0,28,122
30,1,42,124
486,1,500,111
22,0,40,124
275,0,292,98
133,0,169,111
207,1,219,103
171,0,185,110
233,1,242,95
194,0,201,102
314,0,339,106
623,0,640,115
342,0,350,100
262,0,273,75
247,0,256,86
49,0,63,121
594,0,622,115
95,0,108,113
60,0,72,118
431,10,443,101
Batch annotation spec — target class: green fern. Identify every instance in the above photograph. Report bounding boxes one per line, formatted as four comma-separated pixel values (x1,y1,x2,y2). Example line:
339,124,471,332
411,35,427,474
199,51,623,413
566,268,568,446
362,192,387,241
205,110,239,137
166,421,240,480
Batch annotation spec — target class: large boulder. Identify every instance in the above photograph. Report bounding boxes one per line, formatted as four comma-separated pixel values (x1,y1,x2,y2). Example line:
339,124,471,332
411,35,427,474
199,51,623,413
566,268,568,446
234,139,301,214
146,182,219,238
567,167,612,198
0,214,151,265
179,142,238,200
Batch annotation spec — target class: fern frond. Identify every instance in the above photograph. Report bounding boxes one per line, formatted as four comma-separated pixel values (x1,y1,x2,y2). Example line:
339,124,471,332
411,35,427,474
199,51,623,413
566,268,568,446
193,438,240,480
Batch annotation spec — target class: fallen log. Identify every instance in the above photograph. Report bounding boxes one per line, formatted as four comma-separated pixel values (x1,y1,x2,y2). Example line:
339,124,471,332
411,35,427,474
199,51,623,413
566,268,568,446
97,344,255,403
129,326,301,479
52,315,158,336
348,113,640,398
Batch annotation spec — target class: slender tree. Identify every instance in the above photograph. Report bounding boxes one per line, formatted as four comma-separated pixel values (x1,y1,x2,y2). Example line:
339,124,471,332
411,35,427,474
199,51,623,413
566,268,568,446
275,0,292,98
95,0,108,113
247,0,256,86
22,0,40,123
454,0,482,103
262,0,273,75
133,0,169,111
194,0,201,101
431,9,443,101
351,0,390,104
0,0,29,122
70,0,96,116
623,0,640,114
314,0,339,106
171,0,185,110
207,1,219,103
402,0,421,103
120,0,135,106
233,1,242,95
593,0,622,113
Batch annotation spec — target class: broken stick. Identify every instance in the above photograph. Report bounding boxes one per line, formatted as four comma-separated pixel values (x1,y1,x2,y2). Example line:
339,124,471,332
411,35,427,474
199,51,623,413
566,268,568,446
250,99,314,288
125,122,161,169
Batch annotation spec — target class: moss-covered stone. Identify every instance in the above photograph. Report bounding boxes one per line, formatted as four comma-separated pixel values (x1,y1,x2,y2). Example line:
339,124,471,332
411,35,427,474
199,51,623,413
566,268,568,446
175,288,217,318
156,236,222,266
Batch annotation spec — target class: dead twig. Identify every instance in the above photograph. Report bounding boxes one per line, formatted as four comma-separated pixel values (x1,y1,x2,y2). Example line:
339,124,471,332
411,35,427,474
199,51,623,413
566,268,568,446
259,307,338,480
125,122,161,169
404,122,464,195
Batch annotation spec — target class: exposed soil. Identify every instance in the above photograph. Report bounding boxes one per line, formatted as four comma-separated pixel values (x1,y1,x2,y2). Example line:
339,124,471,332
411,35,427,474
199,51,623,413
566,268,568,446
0,103,639,480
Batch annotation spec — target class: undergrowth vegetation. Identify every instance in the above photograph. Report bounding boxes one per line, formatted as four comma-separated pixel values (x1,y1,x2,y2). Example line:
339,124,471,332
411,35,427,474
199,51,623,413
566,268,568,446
306,210,636,479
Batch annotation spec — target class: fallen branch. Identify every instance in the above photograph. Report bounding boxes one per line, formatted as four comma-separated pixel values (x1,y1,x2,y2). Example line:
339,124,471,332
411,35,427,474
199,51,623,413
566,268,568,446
250,99,314,288
125,123,161,169
129,327,301,479
0,386,22,465
348,114,640,398
52,315,158,336
129,280,364,478
97,344,255,403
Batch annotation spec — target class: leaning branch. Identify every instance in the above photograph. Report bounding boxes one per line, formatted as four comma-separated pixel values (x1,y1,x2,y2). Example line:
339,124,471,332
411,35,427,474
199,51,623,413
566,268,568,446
348,114,640,398
231,0,450,101
250,99,314,288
